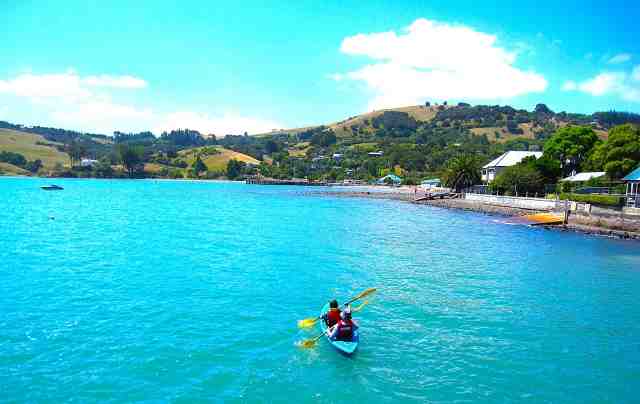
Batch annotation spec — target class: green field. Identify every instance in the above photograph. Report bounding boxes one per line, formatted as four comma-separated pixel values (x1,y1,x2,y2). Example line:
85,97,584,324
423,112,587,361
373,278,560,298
0,129,69,169
179,146,260,171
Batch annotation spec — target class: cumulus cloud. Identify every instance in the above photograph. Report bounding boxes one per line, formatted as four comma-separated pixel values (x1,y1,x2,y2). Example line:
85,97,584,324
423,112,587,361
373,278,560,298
335,18,547,110
0,71,146,101
607,53,632,64
0,70,281,135
0,72,91,101
0,70,152,133
153,111,282,136
563,66,640,102
50,100,155,134
561,81,577,91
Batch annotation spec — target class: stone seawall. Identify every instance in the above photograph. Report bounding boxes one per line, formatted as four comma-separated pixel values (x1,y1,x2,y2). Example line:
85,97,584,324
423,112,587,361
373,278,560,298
464,193,559,211
568,205,640,233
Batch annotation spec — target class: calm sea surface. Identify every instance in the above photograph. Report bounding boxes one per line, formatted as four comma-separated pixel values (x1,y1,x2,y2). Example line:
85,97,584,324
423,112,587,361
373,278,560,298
1,178,640,403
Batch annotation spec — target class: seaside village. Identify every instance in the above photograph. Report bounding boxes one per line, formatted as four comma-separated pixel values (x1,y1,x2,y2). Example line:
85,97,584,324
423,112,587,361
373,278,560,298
405,150,640,235
247,145,640,237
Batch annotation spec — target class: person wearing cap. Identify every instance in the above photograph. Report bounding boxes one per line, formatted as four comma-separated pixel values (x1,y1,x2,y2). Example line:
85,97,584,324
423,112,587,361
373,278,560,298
327,305,358,341
322,299,341,327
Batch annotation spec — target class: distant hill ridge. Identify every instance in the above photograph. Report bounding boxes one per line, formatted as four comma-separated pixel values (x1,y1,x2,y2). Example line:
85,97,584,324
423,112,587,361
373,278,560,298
265,103,637,142
1,103,640,179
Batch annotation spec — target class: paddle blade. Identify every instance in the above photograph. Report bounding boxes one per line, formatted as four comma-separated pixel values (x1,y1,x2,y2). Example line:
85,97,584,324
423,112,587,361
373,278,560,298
352,300,369,313
354,287,377,301
297,318,318,328
297,339,318,349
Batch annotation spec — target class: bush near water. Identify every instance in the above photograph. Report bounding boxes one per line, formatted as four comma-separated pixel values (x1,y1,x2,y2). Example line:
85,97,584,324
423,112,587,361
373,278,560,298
559,193,625,207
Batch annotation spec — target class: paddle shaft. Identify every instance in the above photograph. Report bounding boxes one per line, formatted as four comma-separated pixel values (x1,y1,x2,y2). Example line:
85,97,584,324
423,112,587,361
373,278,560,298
311,324,337,343
313,288,376,321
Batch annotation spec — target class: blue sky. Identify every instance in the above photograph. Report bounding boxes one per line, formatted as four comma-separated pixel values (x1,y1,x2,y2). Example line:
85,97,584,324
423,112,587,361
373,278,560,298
1,0,639,135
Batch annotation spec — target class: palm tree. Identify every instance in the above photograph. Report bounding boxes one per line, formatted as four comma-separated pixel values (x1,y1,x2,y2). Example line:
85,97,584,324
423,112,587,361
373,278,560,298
443,154,482,192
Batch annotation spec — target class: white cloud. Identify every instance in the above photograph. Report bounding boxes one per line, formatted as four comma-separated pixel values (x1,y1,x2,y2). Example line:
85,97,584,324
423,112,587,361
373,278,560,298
153,111,282,136
579,72,624,96
564,66,640,102
0,71,147,102
335,18,547,110
50,99,155,134
0,70,281,135
561,81,577,91
0,71,91,101
607,53,632,64
83,75,147,89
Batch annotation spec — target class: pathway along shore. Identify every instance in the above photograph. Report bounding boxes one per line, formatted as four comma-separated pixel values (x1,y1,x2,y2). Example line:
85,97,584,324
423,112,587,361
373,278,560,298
315,188,640,241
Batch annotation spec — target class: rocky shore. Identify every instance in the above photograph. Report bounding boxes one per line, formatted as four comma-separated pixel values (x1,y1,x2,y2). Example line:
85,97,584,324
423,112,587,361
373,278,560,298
317,187,640,241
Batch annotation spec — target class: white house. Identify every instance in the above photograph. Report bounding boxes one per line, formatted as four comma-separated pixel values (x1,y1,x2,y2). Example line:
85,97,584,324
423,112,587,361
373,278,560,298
481,151,542,183
80,158,99,167
560,172,605,182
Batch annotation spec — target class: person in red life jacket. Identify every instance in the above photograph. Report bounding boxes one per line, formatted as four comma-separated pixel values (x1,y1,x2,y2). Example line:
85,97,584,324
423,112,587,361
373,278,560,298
322,299,341,327
327,305,358,342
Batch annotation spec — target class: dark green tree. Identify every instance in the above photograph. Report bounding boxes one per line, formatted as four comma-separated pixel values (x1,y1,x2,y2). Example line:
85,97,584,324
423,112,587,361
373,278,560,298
117,144,144,177
25,159,43,173
93,158,114,178
67,141,86,167
492,164,544,195
191,156,208,177
226,159,246,180
265,139,280,154
443,154,481,192
543,126,600,175
586,124,640,178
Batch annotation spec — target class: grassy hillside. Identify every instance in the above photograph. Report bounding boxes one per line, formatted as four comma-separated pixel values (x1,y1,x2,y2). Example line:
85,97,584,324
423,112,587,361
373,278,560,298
0,162,30,176
0,129,69,169
179,146,260,171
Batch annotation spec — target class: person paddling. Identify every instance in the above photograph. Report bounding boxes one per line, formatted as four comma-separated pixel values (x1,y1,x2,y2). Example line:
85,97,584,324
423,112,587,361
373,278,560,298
322,299,341,327
327,305,358,342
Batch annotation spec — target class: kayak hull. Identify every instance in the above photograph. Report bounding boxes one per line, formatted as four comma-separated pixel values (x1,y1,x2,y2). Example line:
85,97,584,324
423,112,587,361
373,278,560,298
319,302,359,355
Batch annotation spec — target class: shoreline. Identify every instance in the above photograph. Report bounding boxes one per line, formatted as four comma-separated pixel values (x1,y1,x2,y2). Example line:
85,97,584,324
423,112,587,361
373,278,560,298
317,188,640,241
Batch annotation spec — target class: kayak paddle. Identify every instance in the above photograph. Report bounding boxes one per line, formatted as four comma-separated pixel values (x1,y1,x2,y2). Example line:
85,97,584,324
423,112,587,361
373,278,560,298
298,324,337,349
297,287,377,328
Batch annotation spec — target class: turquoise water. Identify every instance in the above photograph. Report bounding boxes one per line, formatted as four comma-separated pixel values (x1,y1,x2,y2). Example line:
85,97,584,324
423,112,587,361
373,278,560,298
2,178,640,403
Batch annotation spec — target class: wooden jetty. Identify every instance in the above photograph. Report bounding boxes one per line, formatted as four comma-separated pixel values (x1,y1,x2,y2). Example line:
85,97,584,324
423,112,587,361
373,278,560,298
245,177,327,186
414,191,458,201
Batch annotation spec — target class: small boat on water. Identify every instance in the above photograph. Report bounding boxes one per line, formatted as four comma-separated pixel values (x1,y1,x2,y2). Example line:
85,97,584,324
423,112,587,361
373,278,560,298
41,185,64,191
319,302,359,355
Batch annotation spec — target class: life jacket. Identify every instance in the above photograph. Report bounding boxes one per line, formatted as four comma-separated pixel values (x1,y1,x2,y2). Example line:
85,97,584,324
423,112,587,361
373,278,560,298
326,308,341,327
336,319,354,341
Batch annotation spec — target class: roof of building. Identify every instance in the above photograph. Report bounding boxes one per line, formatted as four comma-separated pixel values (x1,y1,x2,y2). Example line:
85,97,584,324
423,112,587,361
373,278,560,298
560,172,606,182
623,166,640,181
483,151,543,169
377,174,402,183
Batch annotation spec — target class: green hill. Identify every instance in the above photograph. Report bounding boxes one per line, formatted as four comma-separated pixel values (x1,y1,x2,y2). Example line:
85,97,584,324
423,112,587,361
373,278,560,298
0,129,70,171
